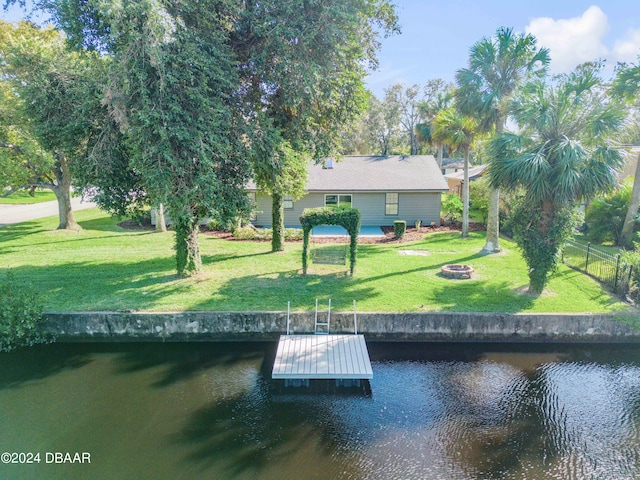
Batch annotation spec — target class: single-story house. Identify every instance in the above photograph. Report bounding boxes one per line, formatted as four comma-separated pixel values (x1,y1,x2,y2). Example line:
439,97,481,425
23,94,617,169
248,155,449,227
444,164,488,196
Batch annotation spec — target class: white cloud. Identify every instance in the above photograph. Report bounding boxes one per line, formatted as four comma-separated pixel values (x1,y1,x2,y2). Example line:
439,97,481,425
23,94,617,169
612,29,640,63
526,6,609,74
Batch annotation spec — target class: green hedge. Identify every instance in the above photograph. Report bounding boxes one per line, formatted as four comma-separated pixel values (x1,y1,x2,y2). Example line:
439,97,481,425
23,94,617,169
394,220,406,238
299,207,361,275
0,272,51,352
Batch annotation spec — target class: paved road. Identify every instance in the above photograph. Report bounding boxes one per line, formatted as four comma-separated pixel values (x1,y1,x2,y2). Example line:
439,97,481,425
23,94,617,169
0,197,96,227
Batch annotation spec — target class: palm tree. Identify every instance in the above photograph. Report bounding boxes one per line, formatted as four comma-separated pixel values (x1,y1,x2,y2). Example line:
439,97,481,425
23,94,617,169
611,59,640,248
433,107,477,237
415,88,454,168
456,26,550,253
489,66,625,294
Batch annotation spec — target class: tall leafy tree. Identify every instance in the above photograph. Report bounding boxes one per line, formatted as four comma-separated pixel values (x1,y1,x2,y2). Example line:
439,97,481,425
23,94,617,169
433,107,477,237
29,0,253,275
456,26,550,253
0,78,54,197
234,0,399,251
489,65,625,293
366,94,402,155
384,83,423,154
105,1,251,275
0,20,104,230
611,59,640,248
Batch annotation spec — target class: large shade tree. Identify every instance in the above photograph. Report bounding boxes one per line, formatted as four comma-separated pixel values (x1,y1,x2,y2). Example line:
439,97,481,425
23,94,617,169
455,26,550,253
488,65,625,293
234,0,399,251
611,59,640,248
25,1,253,275
0,20,104,230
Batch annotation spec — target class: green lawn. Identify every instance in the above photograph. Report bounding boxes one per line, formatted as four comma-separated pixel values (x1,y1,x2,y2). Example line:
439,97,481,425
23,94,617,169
0,190,57,204
0,208,631,314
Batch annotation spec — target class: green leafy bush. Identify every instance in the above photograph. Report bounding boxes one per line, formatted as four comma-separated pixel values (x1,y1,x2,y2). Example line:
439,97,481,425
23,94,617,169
233,226,303,241
0,272,51,352
441,193,463,223
394,220,407,238
469,177,490,224
585,180,636,245
233,226,261,240
621,245,640,303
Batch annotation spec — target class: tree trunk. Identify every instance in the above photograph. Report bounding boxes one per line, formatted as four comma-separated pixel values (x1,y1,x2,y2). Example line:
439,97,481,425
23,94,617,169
483,187,501,252
271,192,285,252
156,203,167,232
175,216,201,276
461,146,470,238
53,154,79,230
436,143,443,169
483,119,503,252
410,131,418,155
620,151,640,247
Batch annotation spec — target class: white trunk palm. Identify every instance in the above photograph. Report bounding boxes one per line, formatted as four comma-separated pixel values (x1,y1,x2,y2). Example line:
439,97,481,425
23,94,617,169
455,27,550,253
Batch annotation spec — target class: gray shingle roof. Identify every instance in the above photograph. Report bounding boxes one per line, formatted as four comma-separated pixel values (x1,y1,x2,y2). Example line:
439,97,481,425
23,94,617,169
306,155,448,192
444,164,488,181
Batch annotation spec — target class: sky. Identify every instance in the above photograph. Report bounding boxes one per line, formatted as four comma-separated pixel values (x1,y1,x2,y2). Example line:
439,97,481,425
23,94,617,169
3,0,640,98
366,0,640,97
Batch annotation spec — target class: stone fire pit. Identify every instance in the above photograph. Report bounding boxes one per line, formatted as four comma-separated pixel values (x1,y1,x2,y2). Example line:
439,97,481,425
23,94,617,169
441,264,474,279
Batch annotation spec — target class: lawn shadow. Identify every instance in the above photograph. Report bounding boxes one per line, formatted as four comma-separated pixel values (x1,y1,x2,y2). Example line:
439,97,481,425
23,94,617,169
0,256,187,311
0,221,49,246
198,269,381,311
428,280,537,313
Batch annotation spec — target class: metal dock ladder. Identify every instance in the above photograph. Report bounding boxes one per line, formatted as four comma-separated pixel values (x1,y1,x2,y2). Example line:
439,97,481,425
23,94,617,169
314,298,330,334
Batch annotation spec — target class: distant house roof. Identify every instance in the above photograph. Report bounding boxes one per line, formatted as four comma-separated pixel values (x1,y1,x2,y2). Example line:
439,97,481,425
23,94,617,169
441,158,464,170
248,155,449,192
444,164,488,181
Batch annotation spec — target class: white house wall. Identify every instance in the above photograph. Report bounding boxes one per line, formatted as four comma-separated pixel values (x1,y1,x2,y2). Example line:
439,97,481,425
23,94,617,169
254,192,442,227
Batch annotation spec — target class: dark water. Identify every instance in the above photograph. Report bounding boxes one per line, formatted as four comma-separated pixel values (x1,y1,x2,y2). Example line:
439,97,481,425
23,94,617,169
0,342,639,480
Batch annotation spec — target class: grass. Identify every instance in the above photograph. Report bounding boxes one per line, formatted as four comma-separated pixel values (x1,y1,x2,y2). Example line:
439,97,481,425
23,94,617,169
0,190,57,204
0,208,632,314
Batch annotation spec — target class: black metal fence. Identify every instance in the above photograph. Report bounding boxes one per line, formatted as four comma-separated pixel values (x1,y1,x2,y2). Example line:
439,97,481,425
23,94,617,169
562,239,634,295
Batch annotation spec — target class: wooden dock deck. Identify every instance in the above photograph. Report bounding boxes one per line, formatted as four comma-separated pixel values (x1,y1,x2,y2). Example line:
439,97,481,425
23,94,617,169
272,334,373,380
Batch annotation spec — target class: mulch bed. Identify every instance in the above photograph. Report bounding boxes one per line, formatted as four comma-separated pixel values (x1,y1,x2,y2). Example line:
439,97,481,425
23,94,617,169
200,222,486,244
118,217,486,244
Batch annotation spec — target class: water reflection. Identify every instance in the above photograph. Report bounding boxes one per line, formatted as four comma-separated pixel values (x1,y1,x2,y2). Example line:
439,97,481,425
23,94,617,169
0,342,639,480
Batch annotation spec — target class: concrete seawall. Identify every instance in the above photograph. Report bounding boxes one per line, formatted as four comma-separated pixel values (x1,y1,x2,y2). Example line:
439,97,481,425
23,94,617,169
43,311,640,343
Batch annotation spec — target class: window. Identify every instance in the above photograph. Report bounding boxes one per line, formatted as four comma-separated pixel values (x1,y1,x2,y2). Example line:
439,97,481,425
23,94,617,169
385,193,399,215
325,194,352,209
283,195,294,209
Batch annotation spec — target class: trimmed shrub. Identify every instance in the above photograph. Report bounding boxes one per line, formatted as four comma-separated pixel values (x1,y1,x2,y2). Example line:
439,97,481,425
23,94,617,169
394,220,407,238
0,272,52,352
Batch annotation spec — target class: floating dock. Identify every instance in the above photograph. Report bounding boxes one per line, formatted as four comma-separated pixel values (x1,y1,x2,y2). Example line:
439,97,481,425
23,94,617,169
272,334,373,381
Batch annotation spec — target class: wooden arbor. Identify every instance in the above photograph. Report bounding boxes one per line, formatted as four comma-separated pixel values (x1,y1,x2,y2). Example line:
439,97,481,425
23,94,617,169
300,207,361,275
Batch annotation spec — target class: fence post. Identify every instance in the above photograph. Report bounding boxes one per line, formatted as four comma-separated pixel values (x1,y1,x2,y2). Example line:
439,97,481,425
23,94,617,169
585,242,591,272
614,254,621,290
